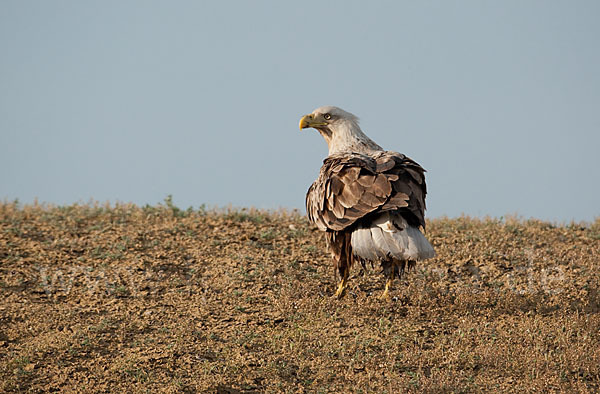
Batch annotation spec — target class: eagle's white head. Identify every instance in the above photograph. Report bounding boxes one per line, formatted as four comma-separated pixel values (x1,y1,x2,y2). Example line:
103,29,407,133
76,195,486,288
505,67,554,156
299,106,382,155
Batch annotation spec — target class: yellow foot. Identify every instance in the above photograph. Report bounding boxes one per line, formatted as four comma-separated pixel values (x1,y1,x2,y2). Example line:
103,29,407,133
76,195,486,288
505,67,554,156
378,278,393,301
378,289,390,301
334,278,347,299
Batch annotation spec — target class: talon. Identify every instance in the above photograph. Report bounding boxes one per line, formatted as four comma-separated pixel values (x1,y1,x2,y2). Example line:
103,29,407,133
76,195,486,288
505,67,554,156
334,277,347,298
378,278,393,301
378,290,390,301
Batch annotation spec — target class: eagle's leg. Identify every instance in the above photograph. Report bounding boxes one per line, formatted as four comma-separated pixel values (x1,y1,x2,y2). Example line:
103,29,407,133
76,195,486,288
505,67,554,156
378,277,393,300
378,260,406,301
334,269,349,298
329,231,352,299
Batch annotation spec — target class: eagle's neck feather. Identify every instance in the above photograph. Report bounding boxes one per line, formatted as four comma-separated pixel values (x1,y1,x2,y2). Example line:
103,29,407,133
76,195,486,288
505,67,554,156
325,119,382,155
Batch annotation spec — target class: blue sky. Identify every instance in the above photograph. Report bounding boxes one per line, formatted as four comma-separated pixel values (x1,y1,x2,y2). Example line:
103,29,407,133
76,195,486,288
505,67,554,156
1,1,599,222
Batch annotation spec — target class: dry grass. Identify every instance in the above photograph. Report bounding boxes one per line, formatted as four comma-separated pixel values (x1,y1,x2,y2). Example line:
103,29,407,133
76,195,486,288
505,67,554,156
1,201,599,393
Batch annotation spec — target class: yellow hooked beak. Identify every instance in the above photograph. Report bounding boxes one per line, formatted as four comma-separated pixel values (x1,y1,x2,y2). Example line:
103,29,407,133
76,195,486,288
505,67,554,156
299,114,328,130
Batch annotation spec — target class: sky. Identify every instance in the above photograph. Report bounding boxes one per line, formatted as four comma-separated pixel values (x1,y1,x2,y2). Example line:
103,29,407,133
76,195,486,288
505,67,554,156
1,1,599,223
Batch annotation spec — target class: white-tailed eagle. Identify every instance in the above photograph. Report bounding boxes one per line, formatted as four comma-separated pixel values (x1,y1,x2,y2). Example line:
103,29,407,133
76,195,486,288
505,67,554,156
299,106,435,299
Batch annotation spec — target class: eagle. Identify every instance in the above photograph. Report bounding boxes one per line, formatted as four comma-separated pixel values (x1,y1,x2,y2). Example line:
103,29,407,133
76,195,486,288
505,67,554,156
299,106,435,299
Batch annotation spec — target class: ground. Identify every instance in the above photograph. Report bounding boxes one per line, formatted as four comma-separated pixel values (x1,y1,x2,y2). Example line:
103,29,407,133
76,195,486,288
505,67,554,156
1,200,599,393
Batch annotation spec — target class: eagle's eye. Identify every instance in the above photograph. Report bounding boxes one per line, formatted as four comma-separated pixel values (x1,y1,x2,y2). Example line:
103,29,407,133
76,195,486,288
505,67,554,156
323,113,332,120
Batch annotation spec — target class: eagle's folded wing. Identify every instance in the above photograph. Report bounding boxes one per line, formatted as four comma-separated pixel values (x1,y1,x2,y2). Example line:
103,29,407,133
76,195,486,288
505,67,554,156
306,151,427,232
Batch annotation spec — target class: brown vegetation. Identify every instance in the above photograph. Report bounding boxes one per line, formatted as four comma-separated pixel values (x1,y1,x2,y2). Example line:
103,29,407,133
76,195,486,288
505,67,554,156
1,201,599,392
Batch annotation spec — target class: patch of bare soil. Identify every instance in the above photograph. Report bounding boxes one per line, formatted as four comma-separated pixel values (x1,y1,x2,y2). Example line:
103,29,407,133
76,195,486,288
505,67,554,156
1,201,599,392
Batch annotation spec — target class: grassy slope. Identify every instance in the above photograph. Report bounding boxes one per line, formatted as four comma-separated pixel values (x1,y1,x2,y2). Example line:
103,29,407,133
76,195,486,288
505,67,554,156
0,202,599,393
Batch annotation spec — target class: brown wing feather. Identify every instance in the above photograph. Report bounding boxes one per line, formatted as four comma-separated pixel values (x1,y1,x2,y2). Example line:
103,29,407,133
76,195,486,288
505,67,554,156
337,180,364,208
371,174,392,197
306,151,429,231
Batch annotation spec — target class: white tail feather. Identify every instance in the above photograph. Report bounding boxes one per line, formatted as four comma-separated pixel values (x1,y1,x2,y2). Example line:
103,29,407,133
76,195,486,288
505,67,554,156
351,227,379,261
351,212,435,261
368,226,395,260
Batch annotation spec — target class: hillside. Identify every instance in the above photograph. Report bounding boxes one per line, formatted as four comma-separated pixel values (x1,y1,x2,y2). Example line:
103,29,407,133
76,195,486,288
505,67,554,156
1,201,599,392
